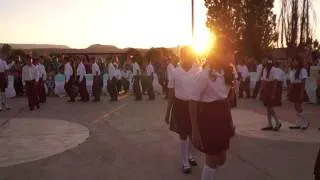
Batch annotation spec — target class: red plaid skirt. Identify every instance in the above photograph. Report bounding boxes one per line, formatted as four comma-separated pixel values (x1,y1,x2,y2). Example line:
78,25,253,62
288,83,309,103
195,99,235,155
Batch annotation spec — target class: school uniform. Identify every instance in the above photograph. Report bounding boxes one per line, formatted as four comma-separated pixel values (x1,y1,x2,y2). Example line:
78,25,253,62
92,62,101,101
37,63,47,103
260,67,281,107
274,67,285,106
108,62,118,101
64,62,76,102
77,62,89,102
146,63,155,100
287,68,309,103
164,63,175,97
22,64,40,110
115,68,122,93
132,62,142,100
228,65,238,108
168,66,199,136
121,70,130,93
237,64,250,98
252,64,263,98
190,67,235,155
0,59,9,111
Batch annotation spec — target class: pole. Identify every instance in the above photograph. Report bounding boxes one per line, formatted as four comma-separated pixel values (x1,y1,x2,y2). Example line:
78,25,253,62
192,0,194,41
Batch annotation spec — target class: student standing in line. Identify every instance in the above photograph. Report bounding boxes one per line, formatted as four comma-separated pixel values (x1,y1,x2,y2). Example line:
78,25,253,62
38,56,47,103
130,57,142,101
237,59,250,98
64,57,76,102
252,58,267,99
260,58,282,131
91,57,101,102
288,55,310,130
146,59,155,100
22,57,40,111
189,37,236,180
0,54,10,111
108,57,118,101
76,57,89,102
165,46,198,174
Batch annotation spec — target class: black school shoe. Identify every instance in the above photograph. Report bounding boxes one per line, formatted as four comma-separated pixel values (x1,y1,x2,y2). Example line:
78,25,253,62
182,165,191,174
189,159,197,166
289,126,301,130
273,123,282,131
261,126,273,131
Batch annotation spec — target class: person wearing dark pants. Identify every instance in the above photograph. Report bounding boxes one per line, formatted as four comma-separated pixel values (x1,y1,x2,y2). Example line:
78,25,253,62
36,57,47,103
146,61,155,100
0,57,10,111
237,61,250,98
91,57,101,102
252,60,266,99
22,57,40,111
76,58,89,102
108,57,118,101
130,58,142,100
64,58,76,102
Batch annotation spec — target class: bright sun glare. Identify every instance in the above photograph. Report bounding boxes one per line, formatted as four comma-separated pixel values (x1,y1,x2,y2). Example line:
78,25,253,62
192,28,215,55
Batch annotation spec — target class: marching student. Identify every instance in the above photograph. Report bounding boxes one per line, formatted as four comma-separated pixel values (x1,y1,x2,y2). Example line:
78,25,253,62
64,57,76,102
165,57,176,99
146,60,155,100
273,61,285,106
38,56,47,103
165,46,198,174
237,58,250,98
107,56,118,101
22,57,40,111
0,55,10,111
76,57,89,102
189,37,236,180
260,58,282,131
131,57,142,101
91,57,101,102
288,55,310,130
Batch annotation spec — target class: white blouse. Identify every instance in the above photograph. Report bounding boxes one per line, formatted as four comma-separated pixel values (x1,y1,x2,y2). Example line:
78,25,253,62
191,68,230,102
168,66,200,101
261,67,277,82
0,59,9,72
64,62,73,82
132,63,141,76
76,63,86,82
289,68,308,83
92,63,101,76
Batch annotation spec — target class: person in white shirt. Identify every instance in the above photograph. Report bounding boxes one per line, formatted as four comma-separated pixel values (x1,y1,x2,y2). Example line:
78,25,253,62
0,55,10,111
37,56,47,103
91,57,101,102
121,67,130,93
273,61,285,106
189,37,236,180
237,59,251,98
260,60,282,131
64,57,76,102
76,57,89,102
115,65,122,94
165,46,199,174
252,58,267,99
130,56,142,101
108,56,119,101
288,55,310,130
146,60,155,100
22,56,40,111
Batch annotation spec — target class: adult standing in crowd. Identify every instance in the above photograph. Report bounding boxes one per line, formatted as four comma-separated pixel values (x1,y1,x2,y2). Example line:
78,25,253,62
22,56,39,111
252,58,266,99
0,54,10,111
237,58,250,98
146,59,155,100
131,56,142,101
37,56,47,103
76,57,89,102
91,57,101,102
64,57,76,102
108,56,118,101
11,57,23,96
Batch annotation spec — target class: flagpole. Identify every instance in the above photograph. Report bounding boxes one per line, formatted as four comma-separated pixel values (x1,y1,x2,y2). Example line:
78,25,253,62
192,0,194,40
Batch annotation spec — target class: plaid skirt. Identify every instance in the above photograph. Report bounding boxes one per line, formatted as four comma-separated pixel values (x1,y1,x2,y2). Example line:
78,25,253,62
169,98,192,136
288,83,309,103
195,99,235,155
260,81,282,107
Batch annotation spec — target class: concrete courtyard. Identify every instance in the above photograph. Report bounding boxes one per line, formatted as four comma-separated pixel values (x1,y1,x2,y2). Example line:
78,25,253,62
0,94,319,180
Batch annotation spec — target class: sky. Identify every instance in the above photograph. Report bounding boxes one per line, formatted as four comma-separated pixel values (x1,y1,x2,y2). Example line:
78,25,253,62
0,0,319,49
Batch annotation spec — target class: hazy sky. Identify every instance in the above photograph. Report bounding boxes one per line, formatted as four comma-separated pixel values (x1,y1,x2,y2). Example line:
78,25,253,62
0,0,319,49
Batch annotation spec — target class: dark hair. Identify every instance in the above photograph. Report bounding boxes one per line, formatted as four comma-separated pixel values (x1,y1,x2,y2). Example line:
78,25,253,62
207,37,235,86
265,61,273,79
294,55,304,80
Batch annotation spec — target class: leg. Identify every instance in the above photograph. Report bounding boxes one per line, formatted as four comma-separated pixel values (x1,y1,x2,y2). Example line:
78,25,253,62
201,151,227,180
239,81,244,98
245,78,251,98
252,80,261,99
179,134,191,173
269,108,281,131
261,107,274,130
295,102,309,129
147,76,155,100
26,82,34,110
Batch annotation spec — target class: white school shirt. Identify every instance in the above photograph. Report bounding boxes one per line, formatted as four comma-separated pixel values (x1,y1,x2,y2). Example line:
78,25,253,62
168,66,200,101
121,70,127,79
0,59,9,72
108,63,116,80
37,63,47,81
289,68,308,83
256,64,263,81
115,69,122,80
261,67,277,82
132,62,141,76
22,64,37,82
273,67,285,82
64,62,73,82
237,65,249,81
191,68,231,102
146,63,154,76
92,63,101,76
76,63,86,82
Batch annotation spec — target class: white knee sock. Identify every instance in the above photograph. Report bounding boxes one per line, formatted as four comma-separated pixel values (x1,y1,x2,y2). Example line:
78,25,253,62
270,109,280,125
201,165,217,180
297,112,308,128
188,139,195,160
180,140,189,167
267,110,273,127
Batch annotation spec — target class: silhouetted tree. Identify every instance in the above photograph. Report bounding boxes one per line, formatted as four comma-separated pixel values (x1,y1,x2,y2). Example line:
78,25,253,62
1,44,12,58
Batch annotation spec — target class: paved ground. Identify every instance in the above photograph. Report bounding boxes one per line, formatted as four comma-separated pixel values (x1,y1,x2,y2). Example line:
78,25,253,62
0,94,319,180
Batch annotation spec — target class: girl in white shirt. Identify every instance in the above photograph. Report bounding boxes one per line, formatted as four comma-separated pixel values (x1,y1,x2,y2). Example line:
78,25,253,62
288,56,309,130
260,59,282,131
165,46,199,174
189,37,236,180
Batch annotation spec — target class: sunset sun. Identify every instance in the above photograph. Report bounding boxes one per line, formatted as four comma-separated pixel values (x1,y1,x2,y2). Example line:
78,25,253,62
192,28,215,55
